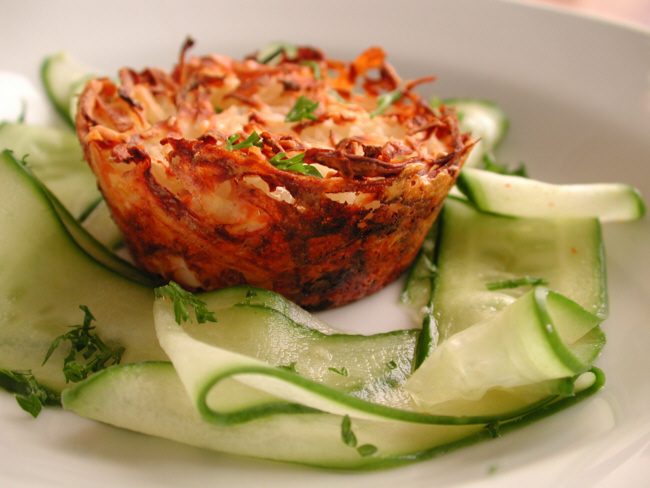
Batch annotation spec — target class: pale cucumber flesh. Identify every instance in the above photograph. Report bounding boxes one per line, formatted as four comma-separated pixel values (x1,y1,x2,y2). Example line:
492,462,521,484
431,197,607,343
79,198,123,250
441,99,509,169
0,146,605,467
0,77,617,470
61,361,605,469
0,150,165,392
41,51,95,128
0,122,100,219
457,167,646,222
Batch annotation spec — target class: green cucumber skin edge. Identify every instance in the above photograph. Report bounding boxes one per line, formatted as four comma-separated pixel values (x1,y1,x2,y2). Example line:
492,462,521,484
0,145,608,469
41,55,76,129
532,288,603,374
61,362,605,471
3,150,158,288
441,98,510,149
0,80,613,469
192,364,560,427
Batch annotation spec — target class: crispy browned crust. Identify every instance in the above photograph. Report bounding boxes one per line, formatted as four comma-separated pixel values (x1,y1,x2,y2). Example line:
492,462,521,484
76,42,474,309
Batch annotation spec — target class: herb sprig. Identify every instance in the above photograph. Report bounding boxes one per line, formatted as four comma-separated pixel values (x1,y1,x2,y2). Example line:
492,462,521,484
0,369,60,418
369,90,403,118
155,281,217,325
43,306,125,384
278,362,298,374
256,42,298,65
299,60,322,80
328,366,349,377
225,132,263,152
341,415,378,457
285,95,319,123
269,152,323,178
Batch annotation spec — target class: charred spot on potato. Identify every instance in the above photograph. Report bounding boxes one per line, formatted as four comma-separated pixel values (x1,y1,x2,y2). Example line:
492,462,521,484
76,43,475,309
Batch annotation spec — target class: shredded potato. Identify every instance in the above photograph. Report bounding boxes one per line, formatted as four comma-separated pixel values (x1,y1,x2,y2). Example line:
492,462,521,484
76,40,474,309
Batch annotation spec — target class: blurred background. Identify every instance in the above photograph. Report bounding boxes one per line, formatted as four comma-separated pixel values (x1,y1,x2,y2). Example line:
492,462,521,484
521,0,650,27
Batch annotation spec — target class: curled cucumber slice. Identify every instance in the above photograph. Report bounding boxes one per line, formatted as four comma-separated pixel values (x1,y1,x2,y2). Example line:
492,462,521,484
441,98,509,168
405,288,605,406
41,51,96,128
457,167,646,222
0,122,100,219
61,360,604,469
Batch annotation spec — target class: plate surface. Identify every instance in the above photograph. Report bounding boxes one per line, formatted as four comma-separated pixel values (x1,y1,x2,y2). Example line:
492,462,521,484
1,0,649,486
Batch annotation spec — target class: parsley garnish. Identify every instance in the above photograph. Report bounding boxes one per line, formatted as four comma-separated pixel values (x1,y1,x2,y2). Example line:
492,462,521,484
386,360,398,370
340,415,378,457
244,288,259,305
269,152,305,165
225,132,263,151
485,276,549,291
285,95,319,123
356,444,378,457
328,90,347,104
43,306,124,384
299,60,322,80
341,415,357,446
269,152,323,178
155,282,217,325
255,42,298,65
0,369,60,418
328,366,349,377
370,90,403,118
278,361,298,374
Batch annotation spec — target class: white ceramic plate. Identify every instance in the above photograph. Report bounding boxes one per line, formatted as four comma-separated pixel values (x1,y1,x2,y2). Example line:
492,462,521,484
1,0,649,486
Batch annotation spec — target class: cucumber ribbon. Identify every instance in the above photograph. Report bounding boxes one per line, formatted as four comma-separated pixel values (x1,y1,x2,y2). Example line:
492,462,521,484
457,168,646,222
153,286,605,428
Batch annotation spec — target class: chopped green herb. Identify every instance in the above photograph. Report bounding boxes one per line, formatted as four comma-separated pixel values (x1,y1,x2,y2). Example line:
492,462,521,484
370,90,403,118
386,360,398,370
357,444,378,457
328,366,349,377
154,281,217,324
340,415,378,457
299,60,322,80
328,90,347,104
0,369,60,418
285,95,319,123
255,42,298,65
485,276,549,291
341,415,357,447
243,288,259,306
269,152,323,178
15,392,45,418
278,362,298,373
43,306,124,384
225,132,263,151
269,152,305,165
